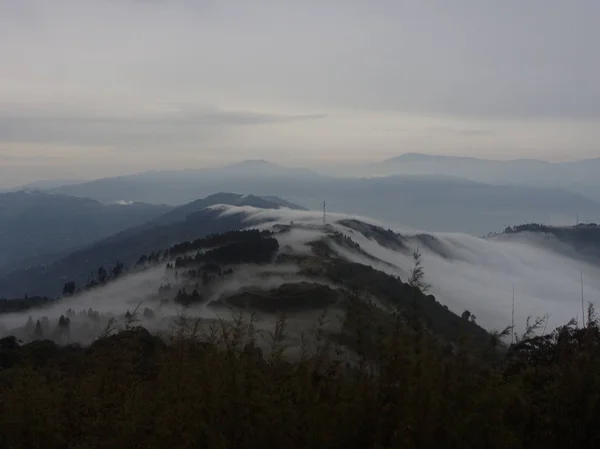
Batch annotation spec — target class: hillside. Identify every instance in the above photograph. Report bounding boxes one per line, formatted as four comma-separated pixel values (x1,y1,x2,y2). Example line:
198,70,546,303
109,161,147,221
0,190,171,274
38,163,600,236
3,205,600,339
366,153,600,202
2,208,600,448
489,222,600,264
0,194,302,298
0,216,490,350
3,211,600,448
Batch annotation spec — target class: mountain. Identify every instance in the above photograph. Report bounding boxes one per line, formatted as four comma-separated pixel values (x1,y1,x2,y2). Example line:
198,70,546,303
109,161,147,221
17,179,87,190
0,207,491,347
324,175,600,236
150,192,306,227
0,190,172,275
0,193,303,298
3,204,600,337
489,222,600,264
2,207,600,449
363,153,600,202
39,163,600,236
48,160,324,204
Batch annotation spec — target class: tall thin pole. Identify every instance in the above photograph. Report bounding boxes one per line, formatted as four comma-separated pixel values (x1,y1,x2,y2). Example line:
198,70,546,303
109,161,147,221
581,270,586,327
511,284,515,344
322,201,326,224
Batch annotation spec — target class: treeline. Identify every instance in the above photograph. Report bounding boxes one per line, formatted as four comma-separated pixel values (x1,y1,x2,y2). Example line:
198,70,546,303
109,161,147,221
504,223,550,233
174,236,279,268
62,230,276,297
504,222,599,234
62,261,126,296
0,296,53,314
2,304,600,448
169,229,274,259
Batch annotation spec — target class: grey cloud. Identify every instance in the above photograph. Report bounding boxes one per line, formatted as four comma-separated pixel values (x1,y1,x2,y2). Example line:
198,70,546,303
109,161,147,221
0,105,325,146
427,126,493,136
1,0,600,172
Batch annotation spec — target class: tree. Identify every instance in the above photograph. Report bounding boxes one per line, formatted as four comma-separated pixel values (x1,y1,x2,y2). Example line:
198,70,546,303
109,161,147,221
143,308,156,320
62,281,76,297
407,247,431,293
26,316,34,332
97,266,108,283
34,320,43,339
112,261,125,278
461,310,477,324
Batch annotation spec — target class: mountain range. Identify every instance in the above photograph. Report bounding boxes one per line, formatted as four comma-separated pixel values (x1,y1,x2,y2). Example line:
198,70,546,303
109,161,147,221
31,159,600,236
0,190,171,275
0,193,304,298
333,153,600,202
2,201,599,341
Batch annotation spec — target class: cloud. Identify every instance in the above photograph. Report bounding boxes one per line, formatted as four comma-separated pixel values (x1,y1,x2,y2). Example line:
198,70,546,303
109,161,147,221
2,0,600,184
2,0,600,121
3,206,599,342
0,103,325,146
426,126,493,136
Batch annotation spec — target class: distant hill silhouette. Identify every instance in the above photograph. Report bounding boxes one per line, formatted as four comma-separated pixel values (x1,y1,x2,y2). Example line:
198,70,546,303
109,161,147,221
0,190,171,275
38,162,600,236
0,193,302,298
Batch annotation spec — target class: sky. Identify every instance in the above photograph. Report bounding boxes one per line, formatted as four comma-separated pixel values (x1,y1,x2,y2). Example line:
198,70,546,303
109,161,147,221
1,0,600,187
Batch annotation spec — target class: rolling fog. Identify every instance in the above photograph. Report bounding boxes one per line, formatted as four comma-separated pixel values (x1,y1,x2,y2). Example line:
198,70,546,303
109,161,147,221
1,206,599,345
236,206,600,333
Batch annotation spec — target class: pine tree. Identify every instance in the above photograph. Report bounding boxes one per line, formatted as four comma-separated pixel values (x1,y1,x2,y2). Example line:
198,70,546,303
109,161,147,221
34,320,43,339
407,247,431,293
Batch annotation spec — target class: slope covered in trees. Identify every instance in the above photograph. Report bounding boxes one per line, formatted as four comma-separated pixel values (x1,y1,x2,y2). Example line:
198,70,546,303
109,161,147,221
2,306,600,448
2,211,600,446
0,190,171,275
0,194,299,298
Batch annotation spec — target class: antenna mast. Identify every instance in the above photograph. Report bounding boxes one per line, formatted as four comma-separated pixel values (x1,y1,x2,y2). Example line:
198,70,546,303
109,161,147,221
581,270,586,327
511,284,515,344
322,201,326,224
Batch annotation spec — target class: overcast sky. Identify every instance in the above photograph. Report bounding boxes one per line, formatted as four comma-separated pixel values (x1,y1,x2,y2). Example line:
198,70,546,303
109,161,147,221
1,0,600,186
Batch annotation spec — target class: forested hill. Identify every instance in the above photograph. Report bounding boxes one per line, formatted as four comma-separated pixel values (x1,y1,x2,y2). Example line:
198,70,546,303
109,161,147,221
0,190,171,274
489,222,600,263
0,193,301,298
2,218,600,448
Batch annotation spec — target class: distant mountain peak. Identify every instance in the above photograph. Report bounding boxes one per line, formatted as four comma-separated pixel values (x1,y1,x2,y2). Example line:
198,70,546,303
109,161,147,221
386,153,474,163
224,159,281,169
234,159,275,166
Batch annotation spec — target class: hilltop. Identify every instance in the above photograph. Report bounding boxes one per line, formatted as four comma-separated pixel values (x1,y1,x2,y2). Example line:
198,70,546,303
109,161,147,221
0,193,303,298
0,190,171,275
2,209,600,448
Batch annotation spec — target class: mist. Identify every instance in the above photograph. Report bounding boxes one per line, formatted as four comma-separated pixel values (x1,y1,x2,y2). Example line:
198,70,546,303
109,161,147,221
2,205,598,346
237,206,600,332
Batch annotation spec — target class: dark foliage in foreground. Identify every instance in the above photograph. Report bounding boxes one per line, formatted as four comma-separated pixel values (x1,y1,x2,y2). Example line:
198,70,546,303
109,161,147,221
2,305,600,449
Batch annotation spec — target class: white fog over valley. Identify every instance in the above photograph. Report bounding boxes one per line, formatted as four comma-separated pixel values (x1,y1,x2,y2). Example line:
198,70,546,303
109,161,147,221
2,205,599,347
4,2,600,444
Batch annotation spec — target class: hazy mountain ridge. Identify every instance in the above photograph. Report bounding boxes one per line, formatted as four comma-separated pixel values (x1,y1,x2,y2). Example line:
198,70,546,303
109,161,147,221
0,194,302,298
0,190,172,275
2,205,599,339
0,212,490,349
359,153,600,202
36,160,600,236
489,222,600,264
